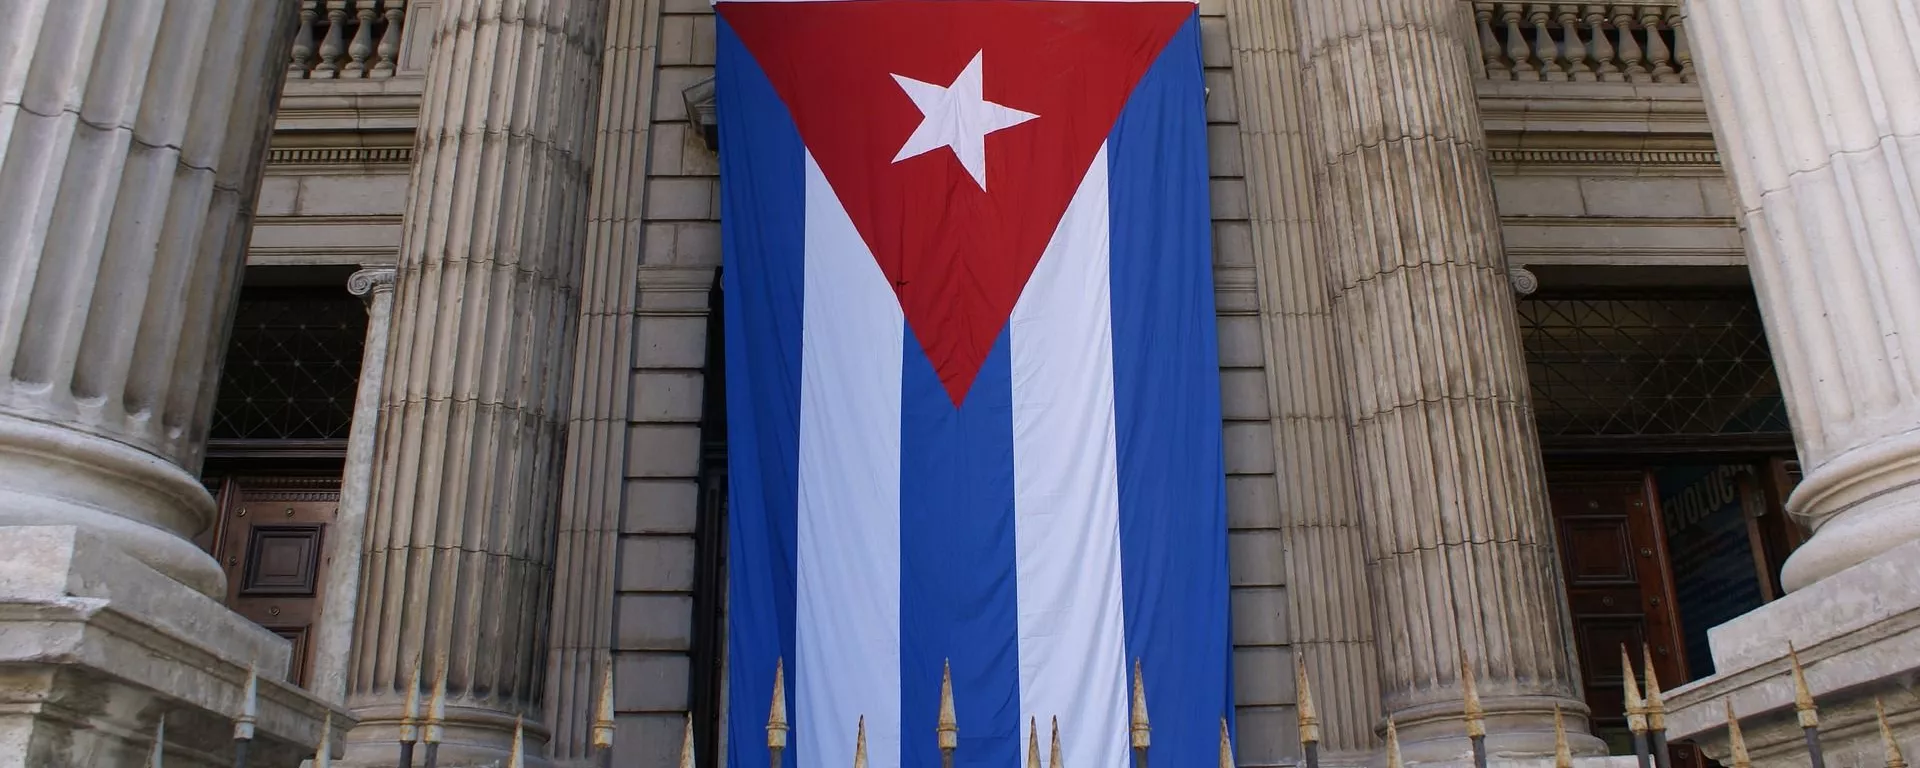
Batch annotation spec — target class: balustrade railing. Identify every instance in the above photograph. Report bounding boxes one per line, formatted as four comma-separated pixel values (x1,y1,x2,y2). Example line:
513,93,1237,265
1471,2,1693,84
288,0,409,80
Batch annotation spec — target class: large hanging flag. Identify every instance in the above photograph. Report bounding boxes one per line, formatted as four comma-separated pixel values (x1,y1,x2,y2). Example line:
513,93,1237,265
716,2,1229,768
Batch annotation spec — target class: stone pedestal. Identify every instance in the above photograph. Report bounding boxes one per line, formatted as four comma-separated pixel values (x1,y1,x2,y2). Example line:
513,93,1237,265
343,0,609,762
0,526,350,767
1664,539,1920,768
1290,1,1600,760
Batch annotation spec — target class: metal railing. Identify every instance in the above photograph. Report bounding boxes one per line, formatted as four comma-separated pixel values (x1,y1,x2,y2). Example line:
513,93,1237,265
139,642,1908,767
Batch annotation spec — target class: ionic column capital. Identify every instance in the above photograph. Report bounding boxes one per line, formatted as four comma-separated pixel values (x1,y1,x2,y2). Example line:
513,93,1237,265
347,267,396,299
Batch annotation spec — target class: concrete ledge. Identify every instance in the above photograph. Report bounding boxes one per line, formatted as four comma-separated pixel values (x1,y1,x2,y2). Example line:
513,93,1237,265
0,526,352,767
1664,539,1920,768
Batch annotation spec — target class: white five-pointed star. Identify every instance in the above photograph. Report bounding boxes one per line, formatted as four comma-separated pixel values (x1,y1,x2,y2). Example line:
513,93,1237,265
890,51,1039,190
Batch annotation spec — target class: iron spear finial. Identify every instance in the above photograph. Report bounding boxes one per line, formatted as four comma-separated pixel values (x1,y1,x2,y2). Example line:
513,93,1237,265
938,659,958,752
1878,698,1907,768
1027,717,1042,768
1787,643,1819,729
401,663,423,744
593,653,617,750
1295,654,1320,746
507,716,525,768
1459,647,1485,739
1049,716,1063,768
1786,644,1828,768
235,663,259,741
1622,645,1647,730
1130,659,1150,749
1218,717,1234,768
1724,701,1752,768
1643,645,1670,768
150,715,166,768
683,712,698,768
1385,718,1404,768
853,716,869,768
769,658,790,750
315,712,334,768
1553,706,1573,768
425,660,449,744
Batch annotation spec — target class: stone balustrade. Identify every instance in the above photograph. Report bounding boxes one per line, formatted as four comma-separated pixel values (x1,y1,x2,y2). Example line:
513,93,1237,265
1471,2,1694,83
288,0,409,80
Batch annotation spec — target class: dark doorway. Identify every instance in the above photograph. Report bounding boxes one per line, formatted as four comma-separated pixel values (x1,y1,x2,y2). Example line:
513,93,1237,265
1519,279,1805,765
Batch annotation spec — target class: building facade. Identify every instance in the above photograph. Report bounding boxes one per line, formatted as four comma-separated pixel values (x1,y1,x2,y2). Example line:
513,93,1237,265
1,1,1916,766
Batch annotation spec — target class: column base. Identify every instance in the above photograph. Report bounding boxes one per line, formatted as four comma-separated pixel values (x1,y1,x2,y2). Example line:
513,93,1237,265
0,414,225,597
1780,429,1920,592
0,525,349,767
1384,696,1608,766
338,705,553,767
1665,538,1920,767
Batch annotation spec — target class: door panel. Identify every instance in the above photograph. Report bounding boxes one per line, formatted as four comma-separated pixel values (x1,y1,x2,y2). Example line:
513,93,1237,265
1547,470,1689,754
209,476,340,686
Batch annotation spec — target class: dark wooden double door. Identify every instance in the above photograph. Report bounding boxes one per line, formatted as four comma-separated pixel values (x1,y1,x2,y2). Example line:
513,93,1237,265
1547,461,1803,764
195,475,342,686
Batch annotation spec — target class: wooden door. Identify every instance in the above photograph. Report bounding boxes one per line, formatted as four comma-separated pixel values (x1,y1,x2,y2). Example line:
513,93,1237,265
206,476,341,686
1546,470,1689,753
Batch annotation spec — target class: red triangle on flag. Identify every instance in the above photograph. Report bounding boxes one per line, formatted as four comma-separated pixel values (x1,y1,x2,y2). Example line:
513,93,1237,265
720,0,1194,405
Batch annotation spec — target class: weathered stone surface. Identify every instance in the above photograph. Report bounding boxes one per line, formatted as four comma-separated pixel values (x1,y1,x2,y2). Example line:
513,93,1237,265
0,0,298,598
342,0,610,762
1290,0,1598,760
0,526,347,768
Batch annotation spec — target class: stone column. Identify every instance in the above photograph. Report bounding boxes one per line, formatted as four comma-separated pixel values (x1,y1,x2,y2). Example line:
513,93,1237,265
545,0,659,757
0,0,295,598
0,4,348,765
1290,1,1600,759
343,0,608,762
310,267,397,705
1686,1,1920,593
1223,0,1382,758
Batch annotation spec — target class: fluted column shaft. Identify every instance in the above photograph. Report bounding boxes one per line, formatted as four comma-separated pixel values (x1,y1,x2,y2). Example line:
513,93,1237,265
311,267,398,705
1686,0,1920,592
344,0,608,761
545,0,659,756
1290,1,1597,758
1224,0,1382,757
0,0,296,597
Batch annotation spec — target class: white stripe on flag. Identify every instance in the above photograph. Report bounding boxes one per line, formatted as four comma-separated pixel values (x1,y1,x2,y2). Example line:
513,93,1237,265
797,151,904,768
1009,144,1129,768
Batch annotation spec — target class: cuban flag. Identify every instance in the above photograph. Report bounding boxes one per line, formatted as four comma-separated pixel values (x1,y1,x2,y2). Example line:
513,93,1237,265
716,2,1230,767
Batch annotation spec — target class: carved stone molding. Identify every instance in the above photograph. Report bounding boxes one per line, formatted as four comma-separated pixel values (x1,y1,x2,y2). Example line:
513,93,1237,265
268,146,415,167
346,267,396,298
1508,266,1539,296
1487,148,1720,167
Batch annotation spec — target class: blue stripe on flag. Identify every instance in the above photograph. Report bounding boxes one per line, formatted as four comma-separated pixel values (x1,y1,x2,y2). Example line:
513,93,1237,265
900,334,1023,768
1107,12,1235,760
719,18,804,768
